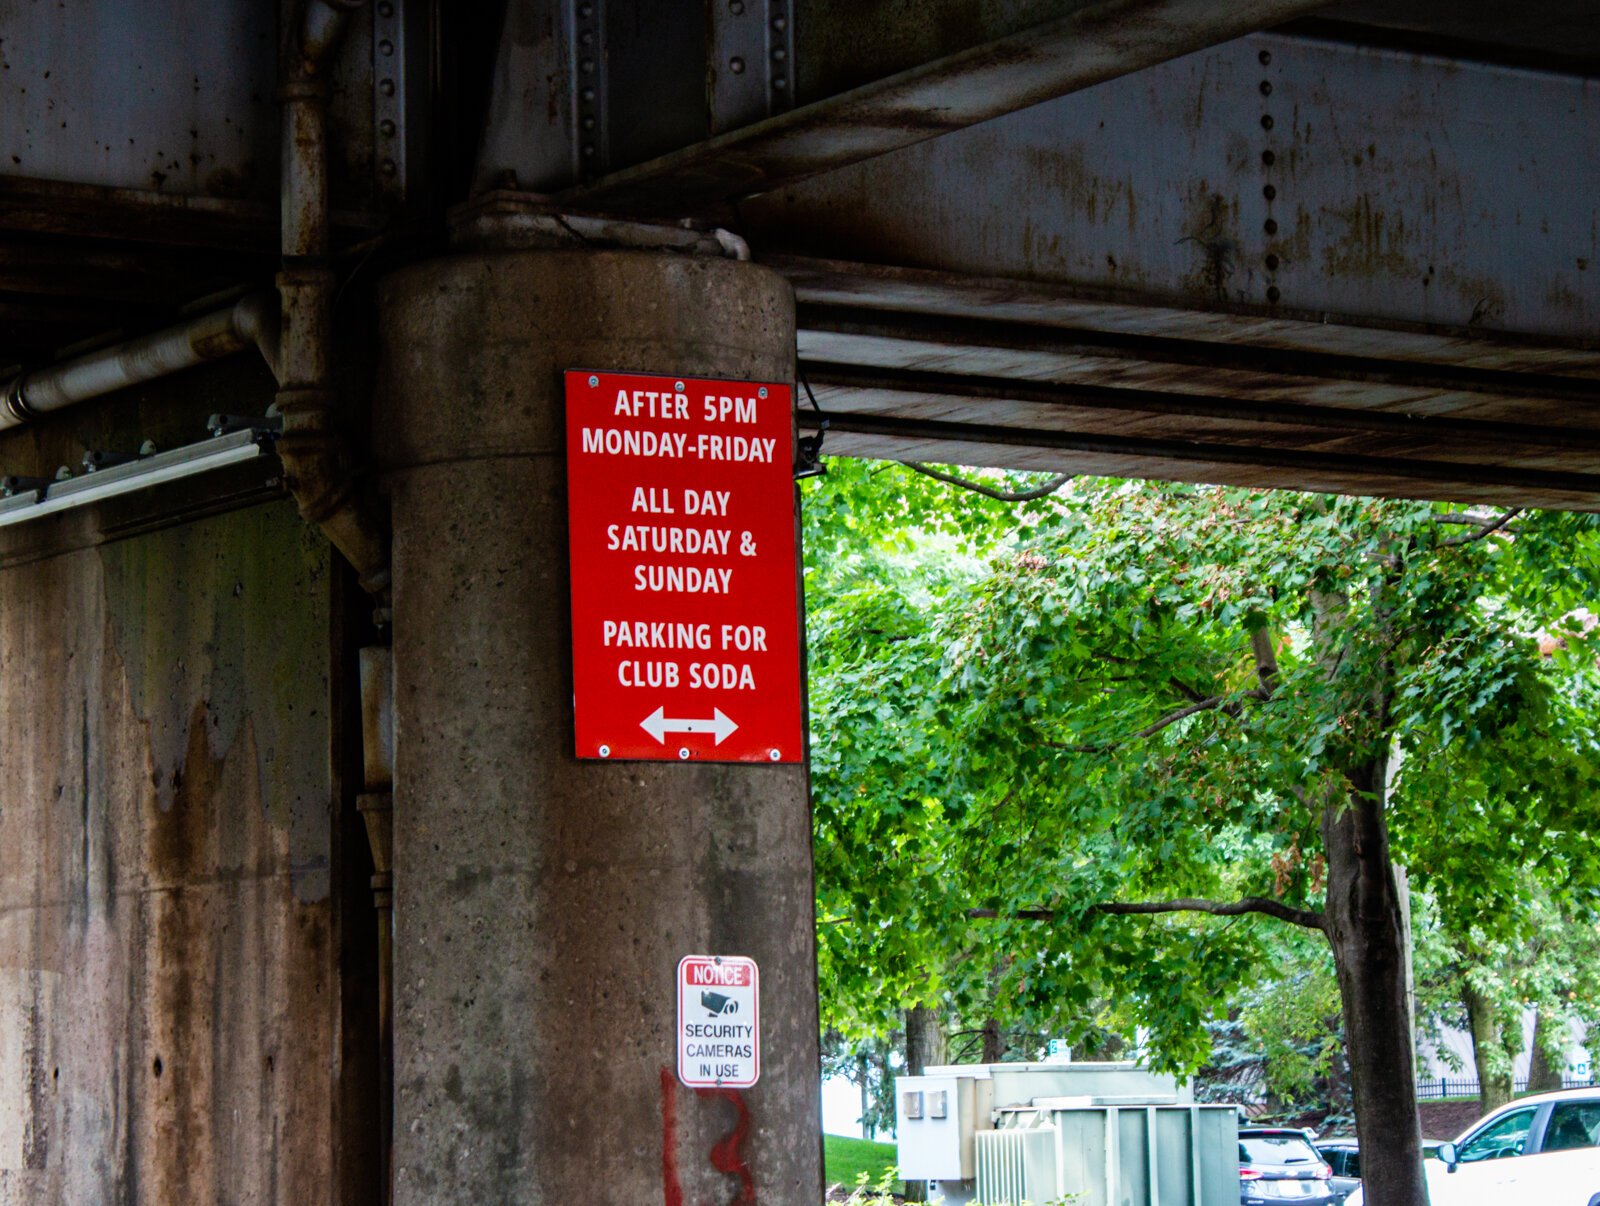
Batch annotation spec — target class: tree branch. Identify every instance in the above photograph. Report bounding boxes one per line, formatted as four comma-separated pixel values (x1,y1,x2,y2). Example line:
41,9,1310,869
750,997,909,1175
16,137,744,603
1056,630,1276,754
900,461,1072,502
970,896,1325,930
1430,510,1520,527
1094,897,1324,929
1045,689,1266,754
1250,626,1280,695
1441,508,1522,547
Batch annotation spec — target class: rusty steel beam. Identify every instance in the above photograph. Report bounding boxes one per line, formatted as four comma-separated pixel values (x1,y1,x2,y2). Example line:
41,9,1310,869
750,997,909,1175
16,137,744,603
799,361,1600,457
797,404,1600,504
560,0,1334,215
800,305,1600,408
749,33,1600,344
776,256,1600,378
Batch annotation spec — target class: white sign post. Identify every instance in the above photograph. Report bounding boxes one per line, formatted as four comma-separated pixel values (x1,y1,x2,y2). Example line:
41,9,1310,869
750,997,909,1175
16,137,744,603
677,955,760,1088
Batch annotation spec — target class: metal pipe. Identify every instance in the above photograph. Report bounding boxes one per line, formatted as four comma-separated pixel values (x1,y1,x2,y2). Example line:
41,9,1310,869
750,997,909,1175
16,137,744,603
281,84,329,262
713,228,752,261
281,12,393,1201
300,0,365,66
0,292,280,431
276,0,391,601
357,646,394,1206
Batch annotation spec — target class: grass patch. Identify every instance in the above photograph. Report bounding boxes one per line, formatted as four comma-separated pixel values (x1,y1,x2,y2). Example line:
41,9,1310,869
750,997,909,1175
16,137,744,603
824,1133,898,1190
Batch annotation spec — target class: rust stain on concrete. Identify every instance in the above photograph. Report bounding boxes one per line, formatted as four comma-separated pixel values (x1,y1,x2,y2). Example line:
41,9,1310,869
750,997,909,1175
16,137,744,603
0,500,342,1202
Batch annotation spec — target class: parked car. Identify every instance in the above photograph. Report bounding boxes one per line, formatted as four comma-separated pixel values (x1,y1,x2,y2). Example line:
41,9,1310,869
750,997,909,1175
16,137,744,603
1344,1087,1600,1205
1312,1138,1362,1204
1314,1136,1445,1204
1239,1126,1336,1204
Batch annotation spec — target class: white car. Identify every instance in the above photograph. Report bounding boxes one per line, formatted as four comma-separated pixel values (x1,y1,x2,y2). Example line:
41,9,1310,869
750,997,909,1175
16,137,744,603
1346,1087,1600,1206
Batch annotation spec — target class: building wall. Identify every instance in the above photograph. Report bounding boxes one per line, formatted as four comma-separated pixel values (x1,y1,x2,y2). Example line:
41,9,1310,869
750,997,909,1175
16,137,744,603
0,498,353,1204
1419,1013,1593,1089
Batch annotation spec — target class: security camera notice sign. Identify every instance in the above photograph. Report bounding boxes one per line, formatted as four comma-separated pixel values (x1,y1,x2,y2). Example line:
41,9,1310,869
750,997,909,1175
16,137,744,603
564,369,803,764
677,955,760,1088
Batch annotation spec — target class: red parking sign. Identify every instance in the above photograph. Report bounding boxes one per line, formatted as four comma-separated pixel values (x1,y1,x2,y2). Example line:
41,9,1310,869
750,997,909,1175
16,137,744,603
564,370,804,763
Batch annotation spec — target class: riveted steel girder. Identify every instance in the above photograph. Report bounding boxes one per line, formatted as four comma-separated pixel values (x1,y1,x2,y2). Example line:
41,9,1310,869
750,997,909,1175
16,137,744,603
555,0,1334,214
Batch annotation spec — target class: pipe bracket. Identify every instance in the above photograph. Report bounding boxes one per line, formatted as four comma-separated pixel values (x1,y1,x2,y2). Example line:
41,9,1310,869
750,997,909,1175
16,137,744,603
3,377,34,427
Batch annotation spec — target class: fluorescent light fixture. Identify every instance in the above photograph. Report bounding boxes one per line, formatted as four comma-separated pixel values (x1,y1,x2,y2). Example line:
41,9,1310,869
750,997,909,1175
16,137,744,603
0,429,272,528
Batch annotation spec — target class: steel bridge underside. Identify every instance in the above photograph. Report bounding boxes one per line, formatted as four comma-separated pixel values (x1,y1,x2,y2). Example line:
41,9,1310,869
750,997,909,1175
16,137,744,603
2,1,1599,510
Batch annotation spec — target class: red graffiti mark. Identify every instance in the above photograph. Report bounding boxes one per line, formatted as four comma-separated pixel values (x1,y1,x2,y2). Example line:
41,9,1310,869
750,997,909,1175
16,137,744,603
662,1068,757,1206
661,1067,685,1206
696,1086,756,1205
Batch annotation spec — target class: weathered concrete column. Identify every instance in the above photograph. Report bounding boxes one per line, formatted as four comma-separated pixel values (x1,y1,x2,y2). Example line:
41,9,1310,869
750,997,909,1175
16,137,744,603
377,247,821,1204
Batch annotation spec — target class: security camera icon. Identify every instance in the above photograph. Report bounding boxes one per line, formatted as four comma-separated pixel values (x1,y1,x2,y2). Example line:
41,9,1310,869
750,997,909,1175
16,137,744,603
701,991,740,1017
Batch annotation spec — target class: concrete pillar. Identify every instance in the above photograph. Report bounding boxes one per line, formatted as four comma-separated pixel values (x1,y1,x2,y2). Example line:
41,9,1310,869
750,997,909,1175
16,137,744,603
377,247,821,1204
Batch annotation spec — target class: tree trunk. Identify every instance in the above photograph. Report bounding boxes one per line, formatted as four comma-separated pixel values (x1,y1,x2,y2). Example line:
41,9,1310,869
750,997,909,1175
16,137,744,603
981,1017,1006,1063
857,1052,874,1139
904,1006,947,1077
1322,763,1429,1206
1463,982,1515,1113
903,1008,945,1203
1528,1010,1564,1094
878,1044,893,1119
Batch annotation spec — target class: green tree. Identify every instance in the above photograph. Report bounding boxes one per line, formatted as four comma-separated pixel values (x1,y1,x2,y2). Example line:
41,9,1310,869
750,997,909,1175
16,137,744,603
821,1031,898,1139
1236,945,1349,1120
805,467,1600,1206
1437,890,1600,1112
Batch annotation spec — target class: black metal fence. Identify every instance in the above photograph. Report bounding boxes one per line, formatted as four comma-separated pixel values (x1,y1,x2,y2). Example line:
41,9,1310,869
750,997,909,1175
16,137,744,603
1415,1076,1595,1100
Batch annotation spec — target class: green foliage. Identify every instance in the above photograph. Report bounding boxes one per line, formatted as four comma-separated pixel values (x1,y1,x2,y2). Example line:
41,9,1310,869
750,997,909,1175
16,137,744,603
803,464,1600,1096
839,1167,899,1206
1238,953,1343,1109
1196,944,1353,1125
804,461,1071,1038
821,1032,897,1138
1439,888,1600,1089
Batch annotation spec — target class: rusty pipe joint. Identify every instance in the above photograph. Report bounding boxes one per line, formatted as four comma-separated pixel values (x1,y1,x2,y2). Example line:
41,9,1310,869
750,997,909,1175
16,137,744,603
357,793,393,899
273,386,391,598
301,0,368,68
231,291,283,375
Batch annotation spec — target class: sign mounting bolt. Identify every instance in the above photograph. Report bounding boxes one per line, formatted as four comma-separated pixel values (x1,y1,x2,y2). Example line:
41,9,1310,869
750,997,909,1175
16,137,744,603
588,375,599,387
675,381,685,391
758,387,768,399
678,747,690,760
769,749,780,761
598,744,611,758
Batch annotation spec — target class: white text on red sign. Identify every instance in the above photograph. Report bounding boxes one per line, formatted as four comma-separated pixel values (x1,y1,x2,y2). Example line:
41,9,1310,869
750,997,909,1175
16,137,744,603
565,370,803,763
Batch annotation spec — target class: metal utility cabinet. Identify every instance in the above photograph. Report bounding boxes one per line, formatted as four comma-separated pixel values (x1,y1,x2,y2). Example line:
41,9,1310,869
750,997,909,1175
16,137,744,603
896,1062,1239,1206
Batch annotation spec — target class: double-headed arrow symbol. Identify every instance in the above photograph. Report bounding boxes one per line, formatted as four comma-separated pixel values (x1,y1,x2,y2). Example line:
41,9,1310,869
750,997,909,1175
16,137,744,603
641,706,739,746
